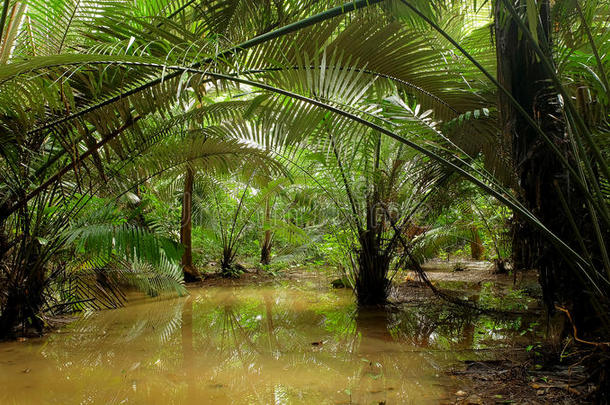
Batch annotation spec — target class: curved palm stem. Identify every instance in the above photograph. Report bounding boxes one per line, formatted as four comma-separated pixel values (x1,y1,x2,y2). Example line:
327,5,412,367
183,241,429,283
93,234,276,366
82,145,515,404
7,61,596,281
0,0,9,42
398,0,608,225
4,63,458,116
21,0,385,136
196,71,596,281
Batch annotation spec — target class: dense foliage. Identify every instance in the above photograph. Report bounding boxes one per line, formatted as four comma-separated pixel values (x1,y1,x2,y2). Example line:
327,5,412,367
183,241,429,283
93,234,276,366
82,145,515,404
0,0,608,352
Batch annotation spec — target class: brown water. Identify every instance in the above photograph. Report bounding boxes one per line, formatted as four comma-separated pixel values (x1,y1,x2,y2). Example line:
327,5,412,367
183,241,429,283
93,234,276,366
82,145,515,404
0,278,536,404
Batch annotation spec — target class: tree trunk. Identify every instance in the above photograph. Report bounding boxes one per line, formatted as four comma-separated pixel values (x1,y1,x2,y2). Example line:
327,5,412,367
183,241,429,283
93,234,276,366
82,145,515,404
260,233,272,266
470,225,484,260
180,167,200,282
260,200,272,265
495,0,595,330
221,248,233,275
355,233,390,306
496,1,547,274
220,246,243,277
355,202,391,306
0,240,45,339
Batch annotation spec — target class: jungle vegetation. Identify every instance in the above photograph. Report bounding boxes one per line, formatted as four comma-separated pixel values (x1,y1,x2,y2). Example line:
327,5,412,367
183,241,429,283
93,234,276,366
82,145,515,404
0,0,608,382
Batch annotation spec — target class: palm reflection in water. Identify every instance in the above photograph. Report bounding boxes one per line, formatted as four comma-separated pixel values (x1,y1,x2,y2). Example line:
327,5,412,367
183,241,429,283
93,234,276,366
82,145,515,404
1,282,529,404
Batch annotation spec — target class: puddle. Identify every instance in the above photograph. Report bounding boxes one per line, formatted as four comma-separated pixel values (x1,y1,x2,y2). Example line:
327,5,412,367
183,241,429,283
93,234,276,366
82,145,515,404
0,279,542,404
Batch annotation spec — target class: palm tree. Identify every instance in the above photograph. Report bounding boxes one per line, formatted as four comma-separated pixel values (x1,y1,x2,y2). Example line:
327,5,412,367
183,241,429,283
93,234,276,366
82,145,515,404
146,101,286,281
0,0,509,322
257,190,311,267
492,0,610,332
303,123,453,305
1,0,607,338
208,176,289,276
388,0,609,333
180,165,197,280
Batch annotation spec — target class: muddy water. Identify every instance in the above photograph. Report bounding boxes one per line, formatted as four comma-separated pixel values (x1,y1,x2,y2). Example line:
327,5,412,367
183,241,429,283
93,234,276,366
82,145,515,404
0,279,536,404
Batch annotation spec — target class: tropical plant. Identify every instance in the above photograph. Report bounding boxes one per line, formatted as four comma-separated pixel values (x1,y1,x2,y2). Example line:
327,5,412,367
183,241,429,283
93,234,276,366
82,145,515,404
208,176,289,276
1,0,608,346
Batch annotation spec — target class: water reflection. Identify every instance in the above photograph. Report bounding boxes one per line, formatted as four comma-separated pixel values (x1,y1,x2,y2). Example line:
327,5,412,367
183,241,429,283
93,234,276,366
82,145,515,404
0,281,538,404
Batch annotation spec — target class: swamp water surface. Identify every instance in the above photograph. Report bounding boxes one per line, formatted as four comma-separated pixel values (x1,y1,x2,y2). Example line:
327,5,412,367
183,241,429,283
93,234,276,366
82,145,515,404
0,277,538,404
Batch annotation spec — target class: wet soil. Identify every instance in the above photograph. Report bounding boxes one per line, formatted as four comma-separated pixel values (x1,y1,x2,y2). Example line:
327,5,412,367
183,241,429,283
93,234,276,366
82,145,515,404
394,260,590,405
446,358,595,405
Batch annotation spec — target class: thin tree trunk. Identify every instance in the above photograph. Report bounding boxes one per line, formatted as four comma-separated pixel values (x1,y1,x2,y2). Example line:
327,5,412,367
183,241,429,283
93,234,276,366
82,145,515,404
180,167,200,282
260,231,272,265
221,248,234,275
260,200,272,265
470,225,484,260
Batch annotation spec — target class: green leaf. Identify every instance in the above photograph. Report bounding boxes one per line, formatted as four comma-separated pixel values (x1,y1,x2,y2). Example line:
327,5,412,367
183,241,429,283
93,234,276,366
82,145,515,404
526,0,539,46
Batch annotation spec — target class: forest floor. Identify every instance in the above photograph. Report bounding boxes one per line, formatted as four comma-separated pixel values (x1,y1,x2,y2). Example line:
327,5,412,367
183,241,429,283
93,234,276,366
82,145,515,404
445,358,593,405
398,261,593,405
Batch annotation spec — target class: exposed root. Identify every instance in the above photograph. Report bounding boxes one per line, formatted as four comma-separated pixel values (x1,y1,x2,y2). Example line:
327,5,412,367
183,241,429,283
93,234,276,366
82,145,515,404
555,305,610,347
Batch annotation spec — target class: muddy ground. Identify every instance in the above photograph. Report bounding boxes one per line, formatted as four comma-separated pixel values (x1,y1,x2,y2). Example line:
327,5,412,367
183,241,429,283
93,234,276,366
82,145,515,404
398,261,597,405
